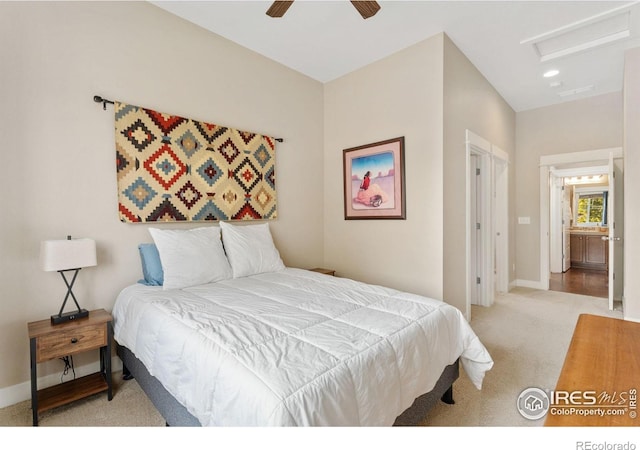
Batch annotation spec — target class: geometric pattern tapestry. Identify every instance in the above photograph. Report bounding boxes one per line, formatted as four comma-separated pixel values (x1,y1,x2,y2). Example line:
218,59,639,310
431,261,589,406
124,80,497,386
114,101,277,223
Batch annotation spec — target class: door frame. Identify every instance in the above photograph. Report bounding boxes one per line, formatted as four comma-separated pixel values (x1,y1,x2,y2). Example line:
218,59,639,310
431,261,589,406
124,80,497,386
539,147,623,295
465,130,509,319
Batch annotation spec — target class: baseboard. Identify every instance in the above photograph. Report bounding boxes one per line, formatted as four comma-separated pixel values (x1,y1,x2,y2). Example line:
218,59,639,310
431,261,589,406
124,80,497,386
0,356,123,409
623,314,640,323
514,279,546,290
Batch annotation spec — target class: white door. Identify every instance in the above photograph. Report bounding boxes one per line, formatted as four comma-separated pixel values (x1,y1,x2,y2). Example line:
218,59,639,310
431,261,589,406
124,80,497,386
562,181,571,272
470,154,480,306
549,174,563,273
494,158,509,293
603,153,623,310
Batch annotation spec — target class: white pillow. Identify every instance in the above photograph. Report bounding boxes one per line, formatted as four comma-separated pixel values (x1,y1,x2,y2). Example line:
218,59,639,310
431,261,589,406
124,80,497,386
148,226,232,290
219,222,285,278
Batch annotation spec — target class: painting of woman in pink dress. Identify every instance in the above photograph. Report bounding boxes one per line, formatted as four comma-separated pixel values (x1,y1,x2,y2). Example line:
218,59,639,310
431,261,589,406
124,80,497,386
352,153,394,209
343,137,405,220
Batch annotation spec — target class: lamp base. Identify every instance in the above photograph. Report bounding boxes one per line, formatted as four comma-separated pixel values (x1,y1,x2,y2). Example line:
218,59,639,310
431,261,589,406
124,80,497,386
51,309,89,325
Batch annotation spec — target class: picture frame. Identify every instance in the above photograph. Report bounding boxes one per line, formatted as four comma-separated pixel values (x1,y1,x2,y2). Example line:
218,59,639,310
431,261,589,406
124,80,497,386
343,137,406,220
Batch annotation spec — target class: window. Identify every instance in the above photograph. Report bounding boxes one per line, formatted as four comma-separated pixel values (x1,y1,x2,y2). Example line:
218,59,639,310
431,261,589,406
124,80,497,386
575,190,607,226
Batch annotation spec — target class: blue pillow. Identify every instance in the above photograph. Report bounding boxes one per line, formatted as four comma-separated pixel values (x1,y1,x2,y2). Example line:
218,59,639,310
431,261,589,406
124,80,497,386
138,243,164,286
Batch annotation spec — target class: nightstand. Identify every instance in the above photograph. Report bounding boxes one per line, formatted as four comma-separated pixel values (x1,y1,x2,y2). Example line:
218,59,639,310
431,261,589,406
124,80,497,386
309,268,336,276
27,309,113,426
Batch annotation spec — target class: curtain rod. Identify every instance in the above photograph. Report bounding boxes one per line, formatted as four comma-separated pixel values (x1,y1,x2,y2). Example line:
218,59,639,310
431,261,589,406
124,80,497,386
93,95,283,143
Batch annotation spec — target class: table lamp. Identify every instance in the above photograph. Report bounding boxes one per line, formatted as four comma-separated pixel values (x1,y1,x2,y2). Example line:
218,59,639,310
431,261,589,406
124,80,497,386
40,236,97,325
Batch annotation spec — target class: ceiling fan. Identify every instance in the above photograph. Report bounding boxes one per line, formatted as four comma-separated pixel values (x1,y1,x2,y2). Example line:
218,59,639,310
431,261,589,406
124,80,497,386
266,1,381,20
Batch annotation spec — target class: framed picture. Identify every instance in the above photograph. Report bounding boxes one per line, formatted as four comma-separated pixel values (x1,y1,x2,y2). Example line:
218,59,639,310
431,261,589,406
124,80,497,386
343,137,406,220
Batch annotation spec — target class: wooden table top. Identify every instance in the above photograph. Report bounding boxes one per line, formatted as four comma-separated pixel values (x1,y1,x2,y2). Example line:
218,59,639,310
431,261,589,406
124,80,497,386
544,314,640,426
28,309,111,339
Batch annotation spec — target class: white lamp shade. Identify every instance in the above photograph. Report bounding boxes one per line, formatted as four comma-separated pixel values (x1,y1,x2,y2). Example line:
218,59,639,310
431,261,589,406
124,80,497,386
40,238,97,272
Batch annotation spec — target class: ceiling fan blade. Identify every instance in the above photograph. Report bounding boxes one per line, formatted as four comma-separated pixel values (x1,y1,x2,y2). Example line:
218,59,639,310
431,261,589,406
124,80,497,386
266,1,294,18
350,1,380,19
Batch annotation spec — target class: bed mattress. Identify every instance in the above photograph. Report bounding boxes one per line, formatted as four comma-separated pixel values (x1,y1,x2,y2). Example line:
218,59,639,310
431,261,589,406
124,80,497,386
112,268,493,426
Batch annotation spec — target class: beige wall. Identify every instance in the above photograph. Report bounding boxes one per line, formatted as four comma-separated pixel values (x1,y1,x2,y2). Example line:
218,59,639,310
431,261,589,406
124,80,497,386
623,47,640,321
322,33,516,315
0,2,324,392
514,92,623,284
323,35,445,299
442,35,516,314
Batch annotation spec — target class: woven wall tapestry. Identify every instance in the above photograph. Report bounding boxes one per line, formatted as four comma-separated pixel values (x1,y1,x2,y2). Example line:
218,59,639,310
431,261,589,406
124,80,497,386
114,102,277,223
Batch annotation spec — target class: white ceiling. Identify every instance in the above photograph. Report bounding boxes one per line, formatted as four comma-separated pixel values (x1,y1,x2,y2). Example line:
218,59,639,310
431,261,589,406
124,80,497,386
151,0,640,112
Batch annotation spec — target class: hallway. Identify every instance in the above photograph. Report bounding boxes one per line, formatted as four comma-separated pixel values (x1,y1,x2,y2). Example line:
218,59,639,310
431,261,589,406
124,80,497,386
549,268,608,298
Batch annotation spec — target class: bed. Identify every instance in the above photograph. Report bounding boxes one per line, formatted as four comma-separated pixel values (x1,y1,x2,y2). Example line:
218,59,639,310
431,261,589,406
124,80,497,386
112,223,493,426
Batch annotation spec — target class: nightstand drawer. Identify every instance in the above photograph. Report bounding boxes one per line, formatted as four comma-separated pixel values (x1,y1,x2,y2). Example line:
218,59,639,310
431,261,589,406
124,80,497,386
36,324,106,362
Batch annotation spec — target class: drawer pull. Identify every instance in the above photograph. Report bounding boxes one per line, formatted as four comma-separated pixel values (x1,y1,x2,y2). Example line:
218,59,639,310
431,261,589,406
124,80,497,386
70,338,78,344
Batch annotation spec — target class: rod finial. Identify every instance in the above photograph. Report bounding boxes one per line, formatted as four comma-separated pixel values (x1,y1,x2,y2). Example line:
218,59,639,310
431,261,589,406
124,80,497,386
93,95,113,110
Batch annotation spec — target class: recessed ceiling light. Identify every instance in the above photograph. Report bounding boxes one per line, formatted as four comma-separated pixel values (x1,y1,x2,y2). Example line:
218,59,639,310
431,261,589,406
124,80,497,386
543,69,560,78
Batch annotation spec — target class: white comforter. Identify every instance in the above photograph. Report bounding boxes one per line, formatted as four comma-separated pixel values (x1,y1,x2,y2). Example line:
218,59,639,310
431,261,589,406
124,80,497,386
112,268,493,426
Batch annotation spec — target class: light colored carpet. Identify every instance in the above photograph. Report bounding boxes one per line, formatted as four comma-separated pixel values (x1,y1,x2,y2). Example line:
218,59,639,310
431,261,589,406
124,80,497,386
0,371,164,427
0,287,623,428
421,287,622,426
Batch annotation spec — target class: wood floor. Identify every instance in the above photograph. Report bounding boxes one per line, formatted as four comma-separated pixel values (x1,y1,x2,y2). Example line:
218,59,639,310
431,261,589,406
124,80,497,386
549,267,608,298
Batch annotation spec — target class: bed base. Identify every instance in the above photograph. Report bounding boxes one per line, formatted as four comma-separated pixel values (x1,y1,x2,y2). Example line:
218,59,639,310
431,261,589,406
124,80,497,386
117,344,458,426
393,358,458,426
118,345,200,426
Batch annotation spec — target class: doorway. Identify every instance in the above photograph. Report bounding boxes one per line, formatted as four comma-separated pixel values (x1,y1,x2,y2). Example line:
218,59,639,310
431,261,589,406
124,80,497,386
539,148,624,311
548,165,609,298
